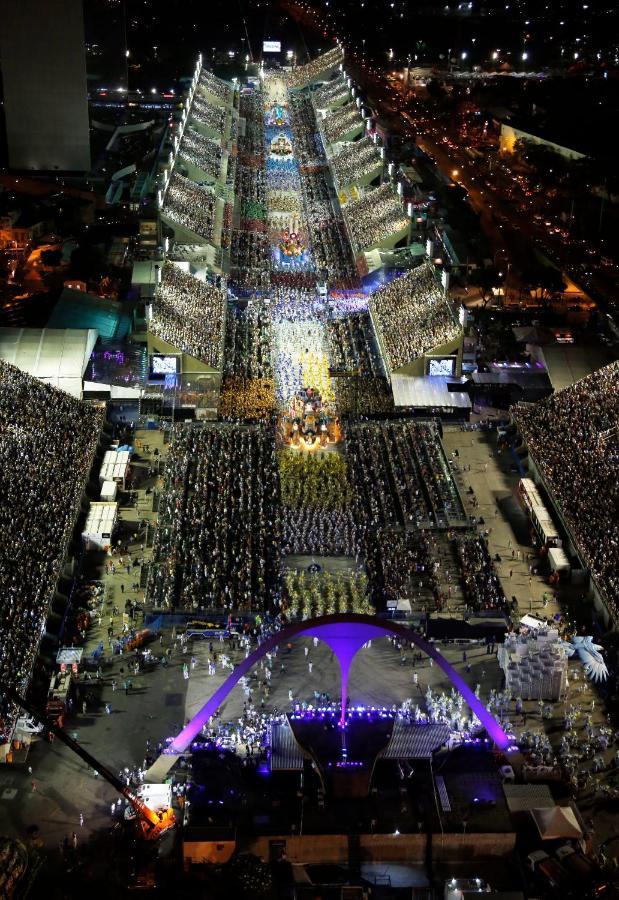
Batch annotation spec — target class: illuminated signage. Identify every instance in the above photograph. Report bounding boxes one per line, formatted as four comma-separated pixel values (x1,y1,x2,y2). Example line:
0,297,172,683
263,41,281,53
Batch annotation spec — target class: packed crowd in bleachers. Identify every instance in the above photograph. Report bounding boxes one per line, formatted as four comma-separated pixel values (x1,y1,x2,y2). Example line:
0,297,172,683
150,425,281,611
342,182,408,252
0,361,104,742
191,93,228,135
345,421,464,529
223,301,272,380
230,230,270,289
313,75,351,109
286,45,344,90
197,68,234,106
330,137,382,189
150,263,226,369
286,94,358,288
334,375,394,417
163,171,217,242
512,361,619,618
456,535,508,614
327,312,384,377
178,127,224,181
289,94,325,170
219,376,275,420
369,262,461,371
364,530,436,610
321,102,364,146
322,307,396,434
238,92,264,166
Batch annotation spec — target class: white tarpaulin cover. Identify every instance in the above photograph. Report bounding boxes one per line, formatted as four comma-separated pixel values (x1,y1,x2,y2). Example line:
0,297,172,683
0,328,98,398
531,805,583,840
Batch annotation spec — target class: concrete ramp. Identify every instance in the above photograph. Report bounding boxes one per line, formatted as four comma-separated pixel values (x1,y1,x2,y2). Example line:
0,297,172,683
144,752,181,784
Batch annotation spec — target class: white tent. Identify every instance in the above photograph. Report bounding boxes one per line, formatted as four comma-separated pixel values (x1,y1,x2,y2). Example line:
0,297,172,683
531,805,583,840
0,327,98,398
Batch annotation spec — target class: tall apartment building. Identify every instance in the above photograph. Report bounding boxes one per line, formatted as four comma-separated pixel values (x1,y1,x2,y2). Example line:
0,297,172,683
0,0,91,171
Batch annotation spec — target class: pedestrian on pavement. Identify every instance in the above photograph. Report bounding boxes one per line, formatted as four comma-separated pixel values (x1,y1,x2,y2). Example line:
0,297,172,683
79,813,84,826
105,703,112,714
308,661,313,674
72,832,78,849
31,780,37,792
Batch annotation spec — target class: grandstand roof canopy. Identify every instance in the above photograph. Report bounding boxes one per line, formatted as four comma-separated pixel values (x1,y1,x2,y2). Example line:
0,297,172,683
391,375,471,410
0,327,97,398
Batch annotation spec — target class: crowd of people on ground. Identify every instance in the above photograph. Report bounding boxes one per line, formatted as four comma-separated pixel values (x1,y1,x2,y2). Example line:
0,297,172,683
278,451,357,557
0,361,104,742
150,425,281,611
238,93,264,167
369,262,461,371
343,182,408,252
281,507,360,557
151,263,226,368
456,534,509,614
219,376,275,420
273,318,335,412
512,361,619,617
330,137,382,189
321,102,364,146
178,127,224,182
283,570,371,619
163,172,217,243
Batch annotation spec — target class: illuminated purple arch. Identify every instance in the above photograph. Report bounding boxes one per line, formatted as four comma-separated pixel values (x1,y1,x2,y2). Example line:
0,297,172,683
170,614,510,752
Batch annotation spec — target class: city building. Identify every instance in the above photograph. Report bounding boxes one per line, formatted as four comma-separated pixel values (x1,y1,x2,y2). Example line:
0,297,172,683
0,0,91,172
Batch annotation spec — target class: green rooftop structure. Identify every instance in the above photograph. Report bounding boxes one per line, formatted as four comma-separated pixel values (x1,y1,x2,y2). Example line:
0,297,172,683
48,288,133,341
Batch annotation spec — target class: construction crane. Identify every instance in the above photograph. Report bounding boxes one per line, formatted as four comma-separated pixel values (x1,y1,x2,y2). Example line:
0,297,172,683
7,689,175,841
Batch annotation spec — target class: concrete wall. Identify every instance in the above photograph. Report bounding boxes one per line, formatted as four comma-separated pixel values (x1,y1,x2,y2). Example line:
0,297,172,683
0,0,91,171
241,832,516,864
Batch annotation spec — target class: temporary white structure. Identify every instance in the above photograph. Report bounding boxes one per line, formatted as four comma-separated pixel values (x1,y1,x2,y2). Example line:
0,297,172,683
100,480,118,502
498,627,568,700
0,328,97,398
82,502,118,550
531,805,583,840
99,450,131,487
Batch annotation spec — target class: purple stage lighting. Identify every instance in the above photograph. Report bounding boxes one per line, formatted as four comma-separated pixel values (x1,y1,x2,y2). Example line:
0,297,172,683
168,615,510,753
